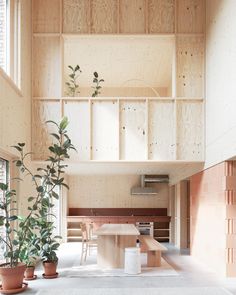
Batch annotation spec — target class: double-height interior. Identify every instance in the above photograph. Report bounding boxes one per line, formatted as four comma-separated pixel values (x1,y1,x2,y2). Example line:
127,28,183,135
1,0,236,278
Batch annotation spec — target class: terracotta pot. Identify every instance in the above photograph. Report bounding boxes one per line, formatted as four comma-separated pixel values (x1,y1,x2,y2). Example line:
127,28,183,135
0,262,26,291
43,261,57,276
24,266,35,279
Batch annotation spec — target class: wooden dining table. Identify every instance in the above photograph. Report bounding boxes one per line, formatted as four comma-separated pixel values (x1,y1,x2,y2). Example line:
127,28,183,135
94,223,140,268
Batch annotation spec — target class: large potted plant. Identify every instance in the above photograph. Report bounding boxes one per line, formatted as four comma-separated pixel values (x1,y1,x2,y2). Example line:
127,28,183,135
39,220,61,278
0,117,75,292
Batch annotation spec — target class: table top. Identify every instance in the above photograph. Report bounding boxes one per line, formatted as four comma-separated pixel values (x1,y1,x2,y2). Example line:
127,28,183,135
95,223,140,236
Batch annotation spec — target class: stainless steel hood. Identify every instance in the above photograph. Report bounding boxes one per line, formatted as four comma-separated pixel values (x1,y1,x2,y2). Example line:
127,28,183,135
131,175,169,195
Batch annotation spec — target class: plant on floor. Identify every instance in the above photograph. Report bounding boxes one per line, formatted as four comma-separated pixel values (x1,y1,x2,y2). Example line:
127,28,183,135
65,65,104,97
91,71,104,97
0,117,75,290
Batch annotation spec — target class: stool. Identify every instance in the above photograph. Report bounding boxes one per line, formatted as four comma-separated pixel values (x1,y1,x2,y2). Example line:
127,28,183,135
124,247,141,274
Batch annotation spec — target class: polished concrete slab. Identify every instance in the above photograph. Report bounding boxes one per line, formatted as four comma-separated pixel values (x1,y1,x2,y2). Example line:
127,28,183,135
21,243,236,295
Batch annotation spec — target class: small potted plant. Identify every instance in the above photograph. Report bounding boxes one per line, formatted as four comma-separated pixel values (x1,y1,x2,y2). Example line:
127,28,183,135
0,184,28,293
39,220,61,278
19,233,39,280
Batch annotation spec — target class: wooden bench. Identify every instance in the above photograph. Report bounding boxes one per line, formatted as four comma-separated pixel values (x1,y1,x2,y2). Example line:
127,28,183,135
139,235,167,267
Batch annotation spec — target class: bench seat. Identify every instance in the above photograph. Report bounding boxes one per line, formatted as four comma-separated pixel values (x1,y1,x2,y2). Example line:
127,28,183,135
139,235,167,267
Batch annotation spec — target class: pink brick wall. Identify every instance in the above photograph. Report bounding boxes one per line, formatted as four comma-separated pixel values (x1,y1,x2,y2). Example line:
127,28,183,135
190,162,227,276
190,161,236,277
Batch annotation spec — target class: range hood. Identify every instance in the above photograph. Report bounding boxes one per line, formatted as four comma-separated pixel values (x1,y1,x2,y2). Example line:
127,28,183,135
131,175,169,195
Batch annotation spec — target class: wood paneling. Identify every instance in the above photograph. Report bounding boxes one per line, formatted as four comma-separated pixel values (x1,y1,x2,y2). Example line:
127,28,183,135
176,36,204,97
32,100,61,160
149,100,175,160
176,100,203,160
91,0,118,33
92,100,119,160
119,0,146,33
148,0,175,33
68,207,168,216
63,0,90,33
63,100,90,161
177,0,205,33
120,101,146,160
32,37,61,97
32,0,60,33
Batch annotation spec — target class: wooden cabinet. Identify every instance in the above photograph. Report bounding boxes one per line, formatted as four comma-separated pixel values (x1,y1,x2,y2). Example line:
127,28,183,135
66,209,171,242
67,221,82,242
154,222,170,242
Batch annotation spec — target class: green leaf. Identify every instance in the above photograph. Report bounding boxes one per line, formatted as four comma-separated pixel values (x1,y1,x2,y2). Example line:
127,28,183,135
94,72,98,78
50,133,60,140
18,143,25,147
9,215,18,221
28,196,34,202
11,145,22,152
37,186,44,193
60,117,69,130
16,160,22,167
0,183,8,191
61,183,69,190
52,191,59,200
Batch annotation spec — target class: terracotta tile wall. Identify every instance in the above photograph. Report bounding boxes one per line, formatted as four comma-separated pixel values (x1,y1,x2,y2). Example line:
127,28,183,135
190,161,236,276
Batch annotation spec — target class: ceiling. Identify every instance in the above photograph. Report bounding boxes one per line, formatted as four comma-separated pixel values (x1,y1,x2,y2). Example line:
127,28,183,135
65,161,204,185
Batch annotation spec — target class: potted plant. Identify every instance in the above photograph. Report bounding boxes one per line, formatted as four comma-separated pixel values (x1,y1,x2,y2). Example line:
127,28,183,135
39,220,61,278
0,117,75,292
19,232,39,280
0,183,28,293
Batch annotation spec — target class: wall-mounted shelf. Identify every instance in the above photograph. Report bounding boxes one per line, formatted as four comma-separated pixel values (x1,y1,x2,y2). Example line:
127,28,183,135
32,97,204,162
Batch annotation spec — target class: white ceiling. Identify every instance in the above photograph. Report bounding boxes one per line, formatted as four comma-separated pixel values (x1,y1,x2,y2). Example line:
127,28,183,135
63,35,174,89
65,161,204,185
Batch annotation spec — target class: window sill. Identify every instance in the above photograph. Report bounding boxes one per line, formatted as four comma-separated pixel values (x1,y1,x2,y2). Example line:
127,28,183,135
0,67,23,97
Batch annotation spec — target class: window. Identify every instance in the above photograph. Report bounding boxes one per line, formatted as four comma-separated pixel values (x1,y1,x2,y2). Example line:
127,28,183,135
0,158,9,263
0,0,21,88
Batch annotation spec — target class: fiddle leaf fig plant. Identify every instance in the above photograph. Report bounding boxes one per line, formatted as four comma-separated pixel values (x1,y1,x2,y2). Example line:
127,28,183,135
0,117,75,268
65,65,104,97
92,71,104,97
65,65,82,97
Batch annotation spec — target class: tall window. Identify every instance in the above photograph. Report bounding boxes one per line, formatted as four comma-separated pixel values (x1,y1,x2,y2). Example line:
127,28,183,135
0,158,9,263
0,0,21,88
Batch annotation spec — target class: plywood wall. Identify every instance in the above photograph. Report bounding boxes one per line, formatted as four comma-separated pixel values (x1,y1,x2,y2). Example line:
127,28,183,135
31,0,205,164
205,0,236,169
68,175,169,208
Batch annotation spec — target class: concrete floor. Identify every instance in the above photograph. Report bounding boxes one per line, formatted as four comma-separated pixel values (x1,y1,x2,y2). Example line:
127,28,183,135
22,242,236,294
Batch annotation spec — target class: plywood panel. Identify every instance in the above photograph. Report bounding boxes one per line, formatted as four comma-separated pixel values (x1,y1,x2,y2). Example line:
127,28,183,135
32,37,61,97
63,36,174,89
149,100,175,160
176,101,203,160
176,36,204,97
148,0,175,33
120,100,146,160
91,0,118,33
119,0,146,33
63,100,90,161
32,0,60,33
32,100,61,160
63,0,90,33
92,100,119,160
177,0,205,33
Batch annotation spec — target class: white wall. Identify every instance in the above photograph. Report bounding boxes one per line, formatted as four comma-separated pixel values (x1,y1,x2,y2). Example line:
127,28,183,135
205,0,236,168
0,0,32,213
68,175,169,209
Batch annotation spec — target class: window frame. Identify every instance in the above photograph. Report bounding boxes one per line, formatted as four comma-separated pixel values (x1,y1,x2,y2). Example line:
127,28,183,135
0,0,21,92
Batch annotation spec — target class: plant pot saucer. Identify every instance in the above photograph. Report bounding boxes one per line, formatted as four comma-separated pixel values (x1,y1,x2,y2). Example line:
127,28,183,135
24,274,37,281
42,272,58,279
0,282,28,294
